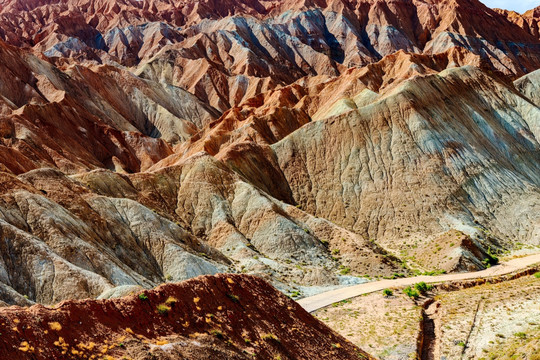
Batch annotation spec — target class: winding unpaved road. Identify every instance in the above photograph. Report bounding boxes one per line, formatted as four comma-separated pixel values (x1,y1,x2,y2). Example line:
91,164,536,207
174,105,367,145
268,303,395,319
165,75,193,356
298,253,540,313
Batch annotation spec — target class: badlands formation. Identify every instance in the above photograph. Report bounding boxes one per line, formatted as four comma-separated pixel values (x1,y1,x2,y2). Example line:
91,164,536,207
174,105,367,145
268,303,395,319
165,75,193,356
0,0,538,357
0,274,373,359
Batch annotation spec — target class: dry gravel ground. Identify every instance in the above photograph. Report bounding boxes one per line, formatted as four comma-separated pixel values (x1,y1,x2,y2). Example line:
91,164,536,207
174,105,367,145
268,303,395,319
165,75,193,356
314,292,421,360
437,274,540,359
315,271,540,360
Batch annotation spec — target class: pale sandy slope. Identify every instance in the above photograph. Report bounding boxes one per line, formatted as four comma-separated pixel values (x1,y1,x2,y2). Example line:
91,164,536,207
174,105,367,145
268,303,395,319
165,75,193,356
298,253,540,312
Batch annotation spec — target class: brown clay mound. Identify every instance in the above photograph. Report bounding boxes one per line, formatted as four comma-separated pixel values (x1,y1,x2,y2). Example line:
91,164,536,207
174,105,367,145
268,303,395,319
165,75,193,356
0,274,372,360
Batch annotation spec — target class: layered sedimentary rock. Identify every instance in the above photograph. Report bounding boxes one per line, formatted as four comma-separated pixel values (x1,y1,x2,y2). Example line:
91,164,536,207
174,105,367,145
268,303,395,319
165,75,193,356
0,39,222,174
0,0,539,109
0,274,373,359
515,68,540,106
271,66,540,251
0,0,538,306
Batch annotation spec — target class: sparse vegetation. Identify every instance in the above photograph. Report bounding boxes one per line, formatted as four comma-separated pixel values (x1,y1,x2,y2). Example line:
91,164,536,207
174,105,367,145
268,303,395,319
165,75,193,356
48,322,62,331
332,299,352,307
290,290,301,298
211,329,224,339
138,293,148,301
165,296,178,305
415,269,447,276
483,255,499,268
403,286,420,299
262,333,280,342
382,289,393,297
227,294,240,303
414,282,433,294
156,303,171,314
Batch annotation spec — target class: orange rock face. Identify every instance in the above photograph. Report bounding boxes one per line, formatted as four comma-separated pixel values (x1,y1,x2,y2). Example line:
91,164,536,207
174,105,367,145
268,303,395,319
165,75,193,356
496,6,540,39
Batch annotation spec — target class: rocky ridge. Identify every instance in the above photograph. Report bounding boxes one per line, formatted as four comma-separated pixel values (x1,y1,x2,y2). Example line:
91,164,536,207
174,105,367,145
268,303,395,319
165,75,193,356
0,0,539,109
0,274,373,359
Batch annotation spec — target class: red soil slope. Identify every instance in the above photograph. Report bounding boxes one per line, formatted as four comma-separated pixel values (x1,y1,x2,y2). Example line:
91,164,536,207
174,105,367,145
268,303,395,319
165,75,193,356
0,274,373,360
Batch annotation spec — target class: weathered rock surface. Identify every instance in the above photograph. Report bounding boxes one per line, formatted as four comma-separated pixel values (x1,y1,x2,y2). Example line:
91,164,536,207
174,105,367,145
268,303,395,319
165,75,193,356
0,0,539,109
515,68,540,106
496,6,540,39
0,39,221,174
0,274,374,359
0,168,230,305
0,0,538,306
270,66,540,259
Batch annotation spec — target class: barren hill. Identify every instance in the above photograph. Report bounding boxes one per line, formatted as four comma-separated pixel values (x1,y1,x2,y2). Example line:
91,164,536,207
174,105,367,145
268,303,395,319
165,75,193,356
0,0,539,110
0,274,373,359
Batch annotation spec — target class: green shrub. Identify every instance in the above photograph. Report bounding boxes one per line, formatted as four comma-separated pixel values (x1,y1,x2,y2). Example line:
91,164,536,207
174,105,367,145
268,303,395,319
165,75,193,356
382,289,393,297
483,248,499,268
534,272,540,279
290,290,301,298
404,286,420,299
483,255,499,268
340,267,351,275
138,293,148,301
414,282,433,294
421,270,447,276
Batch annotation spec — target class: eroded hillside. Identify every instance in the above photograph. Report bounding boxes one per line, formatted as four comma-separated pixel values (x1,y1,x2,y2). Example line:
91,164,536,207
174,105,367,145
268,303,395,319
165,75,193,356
0,0,537,308
0,274,373,359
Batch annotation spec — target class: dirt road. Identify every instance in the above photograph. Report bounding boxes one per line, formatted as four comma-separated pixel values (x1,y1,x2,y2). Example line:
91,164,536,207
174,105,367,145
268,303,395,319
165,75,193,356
298,253,540,312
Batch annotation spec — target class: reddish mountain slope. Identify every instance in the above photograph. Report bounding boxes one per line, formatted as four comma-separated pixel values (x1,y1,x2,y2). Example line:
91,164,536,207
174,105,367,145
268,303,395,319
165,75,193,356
0,274,373,359
496,6,540,39
0,0,539,109
0,38,223,175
